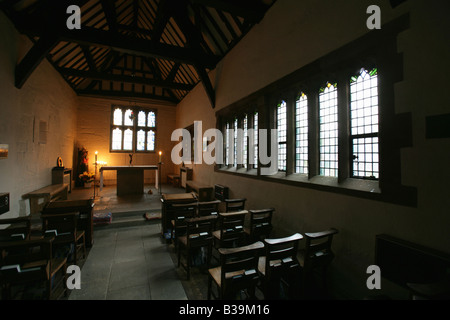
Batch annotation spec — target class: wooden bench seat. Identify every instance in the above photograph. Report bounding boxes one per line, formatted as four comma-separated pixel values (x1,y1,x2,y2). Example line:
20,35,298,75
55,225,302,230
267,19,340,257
22,184,69,215
186,181,214,202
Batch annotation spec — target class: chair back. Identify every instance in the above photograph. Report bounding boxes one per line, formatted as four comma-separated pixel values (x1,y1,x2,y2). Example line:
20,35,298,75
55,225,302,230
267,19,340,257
172,202,198,233
263,233,303,279
41,212,78,242
185,215,217,248
248,208,274,241
198,200,220,217
218,241,264,299
218,211,247,248
0,239,52,285
225,198,246,212
0,216,32,242
303,228,339,271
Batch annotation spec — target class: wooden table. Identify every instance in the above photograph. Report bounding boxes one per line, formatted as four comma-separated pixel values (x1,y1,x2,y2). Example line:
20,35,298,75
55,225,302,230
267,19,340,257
22,184,69,215
99,165,159,196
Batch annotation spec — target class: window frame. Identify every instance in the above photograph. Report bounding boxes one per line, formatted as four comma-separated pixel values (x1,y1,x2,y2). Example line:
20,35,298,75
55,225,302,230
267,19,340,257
215,14,416,207
110,105,157,153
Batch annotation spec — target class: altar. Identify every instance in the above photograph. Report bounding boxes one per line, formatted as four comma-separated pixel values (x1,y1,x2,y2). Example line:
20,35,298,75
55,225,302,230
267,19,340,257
99,165,159,196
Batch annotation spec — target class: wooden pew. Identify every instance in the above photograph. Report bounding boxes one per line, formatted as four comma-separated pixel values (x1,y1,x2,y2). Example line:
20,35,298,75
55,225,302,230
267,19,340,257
186,181,214,202
22,184,69,215
41,198,95,247
167,174,181,187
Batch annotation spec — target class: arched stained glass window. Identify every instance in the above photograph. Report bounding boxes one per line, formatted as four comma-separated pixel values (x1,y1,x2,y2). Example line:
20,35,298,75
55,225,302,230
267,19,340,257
319,82,338,177
148,112,156,128
277,100,287,171
113,108,123,126
350,68,379,179
138,111,146,127
296,92,308,174
124,109,133,126
243,114,248,168
253,112,258,169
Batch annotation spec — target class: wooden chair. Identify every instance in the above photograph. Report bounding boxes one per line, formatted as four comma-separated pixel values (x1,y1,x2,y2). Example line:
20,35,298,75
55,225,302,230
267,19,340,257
197,200,221,217
258,233,303,299
41,212,86,266
170,202,198,248
297,228,339,298
208,241,264,300
0,216,31,242
177,215,218,280
244,208,274,242
224,198,246,212
0,238,67,300
213,211,248,249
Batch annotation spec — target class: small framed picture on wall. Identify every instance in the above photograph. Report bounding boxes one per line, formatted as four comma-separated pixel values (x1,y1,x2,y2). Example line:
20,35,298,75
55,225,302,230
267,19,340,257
0,144,8,159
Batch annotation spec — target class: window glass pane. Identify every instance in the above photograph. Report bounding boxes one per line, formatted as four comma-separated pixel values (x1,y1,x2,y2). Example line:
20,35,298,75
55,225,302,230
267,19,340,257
225,122,230,166
243,115,248,169
137,129,146,151
319,82,338,177
254,112,258,169
124,109,133,126
147,130,155,151
113,108,123,126
112,128,122,150
138,111,146,127
350,68,379,179
234,119,238,166
148,112,156,127
350,68,379,136
296,93,308,174
277,101,287,171
124,128,133,150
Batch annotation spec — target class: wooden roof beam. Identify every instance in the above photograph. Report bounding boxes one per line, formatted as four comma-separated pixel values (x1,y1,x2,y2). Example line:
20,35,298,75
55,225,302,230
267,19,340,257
58,68,194,91
15,34,59,88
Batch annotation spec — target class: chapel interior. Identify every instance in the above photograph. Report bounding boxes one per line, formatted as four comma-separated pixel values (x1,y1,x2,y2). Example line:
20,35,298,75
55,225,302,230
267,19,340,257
0,0,450,302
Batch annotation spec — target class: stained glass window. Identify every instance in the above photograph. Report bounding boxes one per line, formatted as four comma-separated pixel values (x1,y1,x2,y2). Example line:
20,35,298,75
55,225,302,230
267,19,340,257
137,129,146,151
113,108,123,126
277,100,287,171
225,122,230,166
319,82,338,177
234,118,238,167
112,128,122,150
243,114,248,168
124,109,133,126
123,129,133,150
296,92,308,174
110,106,157,152
253,112,258,169
147,130,155,151
137,111,146,127
148,112,156,127
350,68,379,179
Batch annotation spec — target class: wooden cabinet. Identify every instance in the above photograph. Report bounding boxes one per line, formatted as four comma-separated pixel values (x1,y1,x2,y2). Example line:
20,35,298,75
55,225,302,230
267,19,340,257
52,167,72,193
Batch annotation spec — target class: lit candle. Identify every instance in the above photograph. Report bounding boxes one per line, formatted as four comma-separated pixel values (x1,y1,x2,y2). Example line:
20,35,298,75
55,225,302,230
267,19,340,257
159,151,162,163
95,151,98,163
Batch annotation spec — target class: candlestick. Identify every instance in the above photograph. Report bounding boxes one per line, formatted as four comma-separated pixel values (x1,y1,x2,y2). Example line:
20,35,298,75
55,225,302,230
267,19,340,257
95,151,98,163
158,151,162,163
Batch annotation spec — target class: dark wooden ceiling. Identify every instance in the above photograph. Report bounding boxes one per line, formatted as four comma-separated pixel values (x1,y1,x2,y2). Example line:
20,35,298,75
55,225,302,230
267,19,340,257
0,0,276,107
